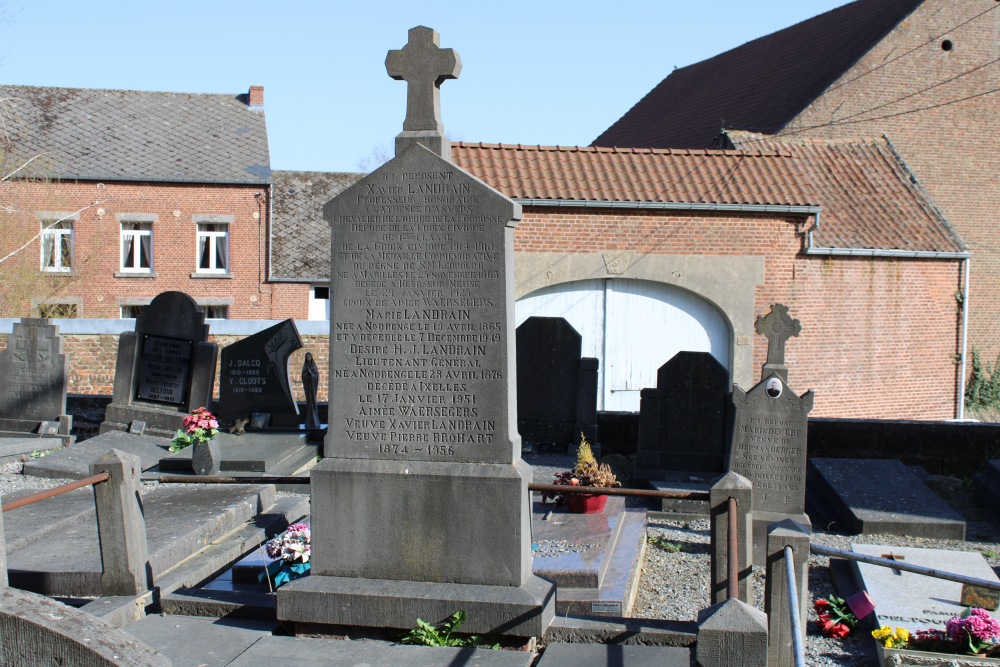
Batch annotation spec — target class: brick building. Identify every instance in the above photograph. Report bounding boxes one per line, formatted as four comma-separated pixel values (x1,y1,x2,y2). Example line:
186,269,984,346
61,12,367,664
594,0,999,383
271,139,966,420
0,83,305,320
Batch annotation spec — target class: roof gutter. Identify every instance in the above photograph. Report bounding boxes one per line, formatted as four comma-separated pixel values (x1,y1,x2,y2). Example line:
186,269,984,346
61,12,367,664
514,198,822,215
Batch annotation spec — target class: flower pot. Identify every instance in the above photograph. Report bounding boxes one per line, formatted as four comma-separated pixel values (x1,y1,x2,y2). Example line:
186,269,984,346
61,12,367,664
566,493,608,514
192,438,220,476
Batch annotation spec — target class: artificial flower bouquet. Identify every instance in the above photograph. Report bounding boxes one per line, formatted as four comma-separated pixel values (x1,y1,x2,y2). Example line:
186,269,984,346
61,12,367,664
815,595,859,638
541,435,619,505
169,406,219,452
873,608,1000,657
259,523,311,590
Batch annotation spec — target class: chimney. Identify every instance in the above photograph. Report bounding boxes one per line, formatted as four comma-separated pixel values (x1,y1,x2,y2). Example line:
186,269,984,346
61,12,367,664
248,85,264,111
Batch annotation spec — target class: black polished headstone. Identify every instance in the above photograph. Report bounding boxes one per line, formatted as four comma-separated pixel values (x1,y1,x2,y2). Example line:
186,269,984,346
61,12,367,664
635,352,731,480
219,319,302,426
515,316,598,451
0,318,68,424
101,292,218,437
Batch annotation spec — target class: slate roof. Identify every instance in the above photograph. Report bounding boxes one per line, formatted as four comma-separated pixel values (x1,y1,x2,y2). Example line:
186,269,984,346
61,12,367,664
592,0,924,149
452,140,966,254
270,170,363,280
0,85,271,183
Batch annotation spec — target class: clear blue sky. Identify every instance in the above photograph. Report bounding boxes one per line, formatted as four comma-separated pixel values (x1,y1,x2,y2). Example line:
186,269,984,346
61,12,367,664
1,1,848,173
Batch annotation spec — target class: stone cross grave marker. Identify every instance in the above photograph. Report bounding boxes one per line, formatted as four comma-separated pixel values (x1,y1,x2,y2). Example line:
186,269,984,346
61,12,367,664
277,26,554,639
0,318,68,425
729,304,813,561
755,303,801,382
385,25,461,157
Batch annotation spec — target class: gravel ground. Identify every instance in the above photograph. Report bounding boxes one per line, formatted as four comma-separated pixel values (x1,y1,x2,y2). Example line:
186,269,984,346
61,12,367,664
638,478,1000,666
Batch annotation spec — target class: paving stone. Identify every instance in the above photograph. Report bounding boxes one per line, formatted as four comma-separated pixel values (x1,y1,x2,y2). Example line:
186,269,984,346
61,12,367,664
125,614,277,667
536,642,692,667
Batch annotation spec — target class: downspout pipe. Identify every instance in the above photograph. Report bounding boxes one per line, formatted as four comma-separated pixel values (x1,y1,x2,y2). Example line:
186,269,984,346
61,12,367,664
805,215,972,419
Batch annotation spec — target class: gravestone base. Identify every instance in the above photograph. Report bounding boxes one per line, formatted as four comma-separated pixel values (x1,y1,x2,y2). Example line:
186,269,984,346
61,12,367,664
278,573,555,638
156,432,318,475
751,512,811,565
102,403,187,439
647,473,722,518
278,457,554,637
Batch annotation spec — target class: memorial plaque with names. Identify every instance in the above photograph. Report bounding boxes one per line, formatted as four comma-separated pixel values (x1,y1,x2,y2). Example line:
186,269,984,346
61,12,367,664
218,319,303,422
728,374,813,515
325,144,521,465
136,335,192,405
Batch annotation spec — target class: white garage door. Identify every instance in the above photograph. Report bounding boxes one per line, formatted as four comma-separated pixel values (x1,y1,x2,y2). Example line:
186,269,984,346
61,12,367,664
515,279,731,411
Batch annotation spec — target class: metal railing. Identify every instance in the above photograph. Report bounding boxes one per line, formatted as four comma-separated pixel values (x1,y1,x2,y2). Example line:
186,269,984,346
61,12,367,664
1,471,110,512
784,545,806,667
727,497,739,600
811,543,1000,591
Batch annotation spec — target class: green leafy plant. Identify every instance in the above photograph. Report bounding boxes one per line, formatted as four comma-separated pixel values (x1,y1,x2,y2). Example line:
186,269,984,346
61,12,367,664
965,347,1000,412
29,449,52,458
400,611,497,649
648,535,683,552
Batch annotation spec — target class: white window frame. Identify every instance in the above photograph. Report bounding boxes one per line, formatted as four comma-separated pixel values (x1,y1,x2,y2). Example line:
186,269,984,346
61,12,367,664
196,222,229,274
40,218,74,272
120,220,154,273
198,304,229,320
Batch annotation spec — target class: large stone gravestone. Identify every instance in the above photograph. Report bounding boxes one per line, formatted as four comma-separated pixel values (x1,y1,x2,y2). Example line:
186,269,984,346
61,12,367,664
102,292,218,438
278,26,554,638
635,351,731,482
727,304,813,561
0,318,70,432
515,316,598,452
218,319,302,427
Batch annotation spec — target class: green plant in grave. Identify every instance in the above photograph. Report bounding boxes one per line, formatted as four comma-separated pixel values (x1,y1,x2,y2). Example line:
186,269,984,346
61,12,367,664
648,535,684,552
965,347,1000,412
401,611,499,649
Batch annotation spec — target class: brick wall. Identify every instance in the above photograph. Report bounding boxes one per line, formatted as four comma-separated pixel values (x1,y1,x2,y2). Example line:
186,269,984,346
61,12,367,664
514,207,963,420
0,179,309,320
0,332,332,402
785,0,999,373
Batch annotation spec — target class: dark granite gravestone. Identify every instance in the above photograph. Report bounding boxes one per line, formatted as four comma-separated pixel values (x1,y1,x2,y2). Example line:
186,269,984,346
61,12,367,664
102,292,218,438
278,26,554,639
727,304,813,561
218,319,302,427
0,318,70,432
635,352,731,481
516,317,599,452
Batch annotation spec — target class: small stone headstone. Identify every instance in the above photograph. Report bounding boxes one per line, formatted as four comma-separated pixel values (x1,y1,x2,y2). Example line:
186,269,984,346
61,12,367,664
0,318,69,424
218,319,303,426
729,374,813,516
635,351,731,480
755,303,800,383
102,292,218,437
515,317,599,451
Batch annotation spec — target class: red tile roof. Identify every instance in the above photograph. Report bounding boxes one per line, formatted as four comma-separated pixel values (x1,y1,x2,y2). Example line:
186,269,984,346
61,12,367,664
592,0,924,149
452,139,966,254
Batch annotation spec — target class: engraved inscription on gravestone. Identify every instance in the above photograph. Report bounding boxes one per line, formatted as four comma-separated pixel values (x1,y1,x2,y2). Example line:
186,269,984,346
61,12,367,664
136,335,192,405
0,318,68,421
729,374,813,515
325,145,520,465
219,319,303,423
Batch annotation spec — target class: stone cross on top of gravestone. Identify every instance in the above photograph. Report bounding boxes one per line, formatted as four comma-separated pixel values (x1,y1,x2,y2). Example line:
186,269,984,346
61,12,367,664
755,303,801,382
385,25,462,157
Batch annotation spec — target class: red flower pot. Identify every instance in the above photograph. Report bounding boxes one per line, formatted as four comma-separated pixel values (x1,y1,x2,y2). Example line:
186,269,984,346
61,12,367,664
566,493,608,514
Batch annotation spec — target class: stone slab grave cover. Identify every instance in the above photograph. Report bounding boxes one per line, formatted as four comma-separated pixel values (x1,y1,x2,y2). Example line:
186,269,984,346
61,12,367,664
516,316,599,452
853,544,1000,634
102,291,218,437
278,26,554,638
0,318,69,432
219,319,303,427
636,351,731,489
727,304,813,561
810,458,965,539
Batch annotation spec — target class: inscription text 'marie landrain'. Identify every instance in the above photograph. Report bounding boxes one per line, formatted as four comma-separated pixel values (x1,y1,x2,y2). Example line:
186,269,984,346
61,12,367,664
326,154,517,464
